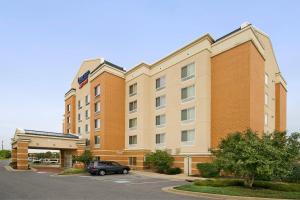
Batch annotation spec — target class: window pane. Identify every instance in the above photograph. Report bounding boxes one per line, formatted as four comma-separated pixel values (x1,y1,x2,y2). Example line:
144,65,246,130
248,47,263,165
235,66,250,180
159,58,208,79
181,66,188,78
181,88,187,99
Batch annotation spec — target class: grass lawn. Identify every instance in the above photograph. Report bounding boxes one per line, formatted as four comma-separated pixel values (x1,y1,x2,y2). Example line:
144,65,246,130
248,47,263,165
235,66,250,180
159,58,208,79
175,183,300,199
0,157,9,160
58,168,87,175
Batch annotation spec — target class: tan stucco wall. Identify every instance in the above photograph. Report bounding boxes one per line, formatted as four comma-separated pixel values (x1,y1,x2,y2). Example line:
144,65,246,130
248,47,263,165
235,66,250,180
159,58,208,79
125,43,212,155
64,95,76,133
275,83,287,131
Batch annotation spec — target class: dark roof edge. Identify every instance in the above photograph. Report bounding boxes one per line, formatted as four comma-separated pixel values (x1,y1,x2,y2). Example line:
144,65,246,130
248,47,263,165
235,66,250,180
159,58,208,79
65,88,76,97
24,129,79,139
91,60,125,74
214,27,242,43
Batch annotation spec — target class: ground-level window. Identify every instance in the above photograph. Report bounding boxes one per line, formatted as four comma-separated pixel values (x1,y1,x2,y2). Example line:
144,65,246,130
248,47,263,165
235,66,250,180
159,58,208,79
128,157,137,165
129,135,137,146
264,114,268,126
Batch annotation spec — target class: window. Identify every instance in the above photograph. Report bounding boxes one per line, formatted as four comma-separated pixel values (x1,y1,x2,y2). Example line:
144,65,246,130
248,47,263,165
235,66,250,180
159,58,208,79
181,107,195,122
155,95,166,109
155,76,166,90
155,133,165,145
67,104,71,112
85,139,90,146
129,118,137,129
129,83,137,96
78,127,81,134
85,124,89,134
78,113,81,122
85,110,89,119
67,128,70,133
78,100,82,109
181,129,195,145
128,157,137,165
181,63,195,81
85,95,90,105
129,100,137,113
95,85,101,96
129,135,137,146
264,114,268,126
265,93,268,105
265,73,269,86
156,114,166,127
95,119,101,130
181,85,195,102
67,117,70,124
95,102,101,113
94,136,101,146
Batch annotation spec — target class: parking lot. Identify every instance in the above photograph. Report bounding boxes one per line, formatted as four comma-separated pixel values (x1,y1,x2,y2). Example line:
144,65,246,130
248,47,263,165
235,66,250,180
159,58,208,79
0,160,209,200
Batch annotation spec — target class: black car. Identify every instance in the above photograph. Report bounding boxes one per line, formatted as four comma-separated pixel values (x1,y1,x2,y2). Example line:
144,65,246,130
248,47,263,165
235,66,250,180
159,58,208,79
87,161,130,176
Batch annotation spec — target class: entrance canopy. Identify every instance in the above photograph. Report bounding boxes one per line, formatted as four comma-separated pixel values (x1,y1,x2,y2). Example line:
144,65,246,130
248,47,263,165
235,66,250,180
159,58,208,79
11,128,85,169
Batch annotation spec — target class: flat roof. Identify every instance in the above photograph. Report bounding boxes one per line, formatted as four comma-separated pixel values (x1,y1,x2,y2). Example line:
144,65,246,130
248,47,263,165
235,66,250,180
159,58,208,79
24,129,79,139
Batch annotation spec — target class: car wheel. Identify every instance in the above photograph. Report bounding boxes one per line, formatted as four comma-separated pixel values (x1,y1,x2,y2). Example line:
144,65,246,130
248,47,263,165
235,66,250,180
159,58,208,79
123,169,128,174
99,170,106,176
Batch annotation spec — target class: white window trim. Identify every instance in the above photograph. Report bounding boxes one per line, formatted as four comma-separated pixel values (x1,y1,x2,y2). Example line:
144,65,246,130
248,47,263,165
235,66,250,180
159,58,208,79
181,63,195,82
181,129,195,146
156,114,166,128
155,76,166,91
129,101,137,113
265,93,268,106
128,135,138,146
95,85,101,97
181,107,196,124
155,95,166,110
129,118,137,130
155,133,166,146
129,83,137,96
181,85,196,103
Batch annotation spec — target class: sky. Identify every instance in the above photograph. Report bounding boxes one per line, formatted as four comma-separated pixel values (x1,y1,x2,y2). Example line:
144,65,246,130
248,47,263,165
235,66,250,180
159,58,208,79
0,0,299,149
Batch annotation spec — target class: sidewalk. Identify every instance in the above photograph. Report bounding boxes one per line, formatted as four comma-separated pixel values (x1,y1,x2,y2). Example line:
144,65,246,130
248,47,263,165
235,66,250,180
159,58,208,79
131,170,206,181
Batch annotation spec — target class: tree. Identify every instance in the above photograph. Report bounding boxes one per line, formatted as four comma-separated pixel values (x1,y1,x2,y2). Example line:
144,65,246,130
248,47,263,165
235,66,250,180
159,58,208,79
145,150,174,173
45,151,52,158
73,150,93,167
212,129,300,187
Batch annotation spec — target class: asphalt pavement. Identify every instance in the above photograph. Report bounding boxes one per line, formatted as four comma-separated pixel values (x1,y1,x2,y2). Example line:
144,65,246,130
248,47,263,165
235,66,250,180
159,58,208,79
0,160,209,200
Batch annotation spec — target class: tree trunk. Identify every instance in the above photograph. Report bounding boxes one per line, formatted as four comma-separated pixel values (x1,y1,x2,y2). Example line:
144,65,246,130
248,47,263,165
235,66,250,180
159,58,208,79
244,175,255,187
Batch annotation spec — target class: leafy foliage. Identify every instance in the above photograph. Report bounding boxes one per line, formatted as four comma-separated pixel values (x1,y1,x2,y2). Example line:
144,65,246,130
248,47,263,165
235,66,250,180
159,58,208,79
0,150,11,158
197,163,219,178
165,167,182,175
212,129,300,187
145,150,174,173
73,150,93,167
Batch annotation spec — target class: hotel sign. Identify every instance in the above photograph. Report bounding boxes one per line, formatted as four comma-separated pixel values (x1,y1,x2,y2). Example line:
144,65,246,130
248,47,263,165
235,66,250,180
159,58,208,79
78,71,90,89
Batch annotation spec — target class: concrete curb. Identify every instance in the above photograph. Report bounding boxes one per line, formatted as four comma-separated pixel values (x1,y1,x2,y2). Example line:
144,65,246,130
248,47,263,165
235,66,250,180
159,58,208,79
162,186,290,200
130,170,205,182
4,165,33,172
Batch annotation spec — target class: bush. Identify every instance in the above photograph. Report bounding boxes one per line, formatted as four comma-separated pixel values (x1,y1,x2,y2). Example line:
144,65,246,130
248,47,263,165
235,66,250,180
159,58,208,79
165,167,182,175
73,150,93,167
285,163,300,183
145,150,174,173
197,163,219,178
253,181,300,192
0,150,11,159
195,179,244,187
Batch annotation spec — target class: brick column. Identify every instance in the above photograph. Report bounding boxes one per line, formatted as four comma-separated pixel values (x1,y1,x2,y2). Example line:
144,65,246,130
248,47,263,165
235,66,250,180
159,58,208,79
17,140,29,170
11,148,17,163
60,150,65,168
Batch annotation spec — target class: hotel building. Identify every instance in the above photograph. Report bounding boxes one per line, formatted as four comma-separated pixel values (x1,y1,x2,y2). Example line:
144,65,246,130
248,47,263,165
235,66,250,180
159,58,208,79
63,23,287,174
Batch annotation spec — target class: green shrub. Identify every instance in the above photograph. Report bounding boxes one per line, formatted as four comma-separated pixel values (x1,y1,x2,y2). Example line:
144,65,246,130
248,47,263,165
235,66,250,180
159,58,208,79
165,167,182,175
145,150,174,173
0,150,11,159
285,163,300,183
72,150,93,167
253,181,300,192
197,163,219,178
195,179,243,187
